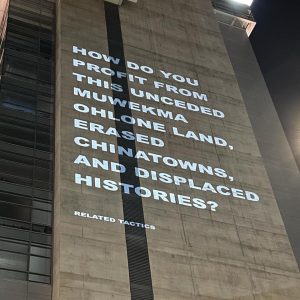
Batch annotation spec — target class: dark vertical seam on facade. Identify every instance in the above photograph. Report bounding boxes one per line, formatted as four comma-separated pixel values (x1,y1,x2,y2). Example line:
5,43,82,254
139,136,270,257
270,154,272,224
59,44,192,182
104,3,154,299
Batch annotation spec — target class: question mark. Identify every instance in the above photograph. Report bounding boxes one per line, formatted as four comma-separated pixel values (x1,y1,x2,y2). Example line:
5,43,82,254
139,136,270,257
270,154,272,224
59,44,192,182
207,201,218,212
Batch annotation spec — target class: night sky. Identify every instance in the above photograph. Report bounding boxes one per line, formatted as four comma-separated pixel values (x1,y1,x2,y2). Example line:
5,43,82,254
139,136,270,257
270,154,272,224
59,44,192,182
250,0,300,169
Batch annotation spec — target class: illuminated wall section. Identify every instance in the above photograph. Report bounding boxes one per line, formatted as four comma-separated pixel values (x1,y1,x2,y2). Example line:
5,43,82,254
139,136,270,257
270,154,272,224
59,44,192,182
54,0,300,299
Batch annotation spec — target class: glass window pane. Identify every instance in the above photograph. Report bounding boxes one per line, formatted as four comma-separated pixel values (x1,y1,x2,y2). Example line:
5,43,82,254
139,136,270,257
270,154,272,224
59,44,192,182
0,240,28,254
0,221,31,234
32,201,51,211
29,255,50,275
0,202,31,222
31,232,51,245
28,273,50,284
0,192,31,206
30,245,50,257
0,250,27,271
32,209,51,226
0,268,27,280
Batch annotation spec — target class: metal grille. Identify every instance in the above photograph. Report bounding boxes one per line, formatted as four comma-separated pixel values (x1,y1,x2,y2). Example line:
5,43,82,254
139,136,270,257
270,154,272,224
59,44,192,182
104,2,154,299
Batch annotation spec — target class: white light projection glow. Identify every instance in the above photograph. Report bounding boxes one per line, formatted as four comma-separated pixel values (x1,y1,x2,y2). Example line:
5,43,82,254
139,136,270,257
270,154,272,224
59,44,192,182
231,0,253,6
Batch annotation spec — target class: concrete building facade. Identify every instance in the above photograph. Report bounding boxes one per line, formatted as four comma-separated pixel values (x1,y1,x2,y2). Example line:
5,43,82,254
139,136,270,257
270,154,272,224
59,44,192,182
0,0,299,299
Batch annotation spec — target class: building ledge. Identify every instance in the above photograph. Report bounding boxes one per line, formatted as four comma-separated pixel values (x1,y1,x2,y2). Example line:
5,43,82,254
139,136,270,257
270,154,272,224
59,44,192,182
212,0,256,36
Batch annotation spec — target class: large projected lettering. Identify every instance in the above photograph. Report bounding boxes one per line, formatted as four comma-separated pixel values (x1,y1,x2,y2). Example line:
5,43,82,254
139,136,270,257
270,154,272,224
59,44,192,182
69,45,261,217
73,87,225,119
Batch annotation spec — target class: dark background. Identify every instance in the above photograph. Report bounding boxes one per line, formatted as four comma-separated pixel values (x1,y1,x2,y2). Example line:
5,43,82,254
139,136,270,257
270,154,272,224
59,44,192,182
250,0,300,169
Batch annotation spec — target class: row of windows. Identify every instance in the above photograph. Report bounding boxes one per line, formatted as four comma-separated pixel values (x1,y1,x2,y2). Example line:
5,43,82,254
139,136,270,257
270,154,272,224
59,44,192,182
0,221,52,244
0,149,52,172
0,238,51,257
6,27,53,58
4,57,52,83
0,159,52,182
0,251,50,274
6,47,53,69
0,181,53,203
0,175,52,191
10,2,55,30
0,113,52,133
0,236,51,283
0,202,51,227
0,269,50,284
0,140,53,162
0,0,55,284
0,191,52,209
1,74,54,99
7,17,54,40
0,114,53,152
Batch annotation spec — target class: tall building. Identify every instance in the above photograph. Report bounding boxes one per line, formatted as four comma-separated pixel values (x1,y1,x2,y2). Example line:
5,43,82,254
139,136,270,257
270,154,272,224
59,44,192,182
0,0,299,299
